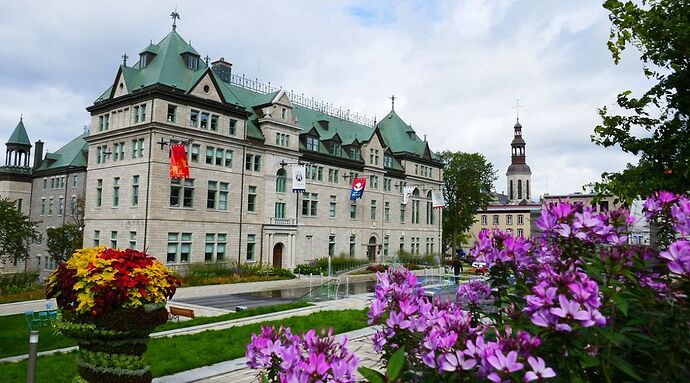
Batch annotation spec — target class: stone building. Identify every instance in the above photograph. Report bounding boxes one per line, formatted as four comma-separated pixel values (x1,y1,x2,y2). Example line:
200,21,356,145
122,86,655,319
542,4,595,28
81,25,444,270
506,119,531,203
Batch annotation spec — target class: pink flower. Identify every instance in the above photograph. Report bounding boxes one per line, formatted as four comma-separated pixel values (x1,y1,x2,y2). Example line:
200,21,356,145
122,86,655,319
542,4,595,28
550,294,592,324
524,356,556,382
439,350,477,371
487,350,524,373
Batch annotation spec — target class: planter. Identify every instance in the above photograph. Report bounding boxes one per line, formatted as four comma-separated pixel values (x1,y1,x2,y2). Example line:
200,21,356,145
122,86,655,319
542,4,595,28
58,303,169,383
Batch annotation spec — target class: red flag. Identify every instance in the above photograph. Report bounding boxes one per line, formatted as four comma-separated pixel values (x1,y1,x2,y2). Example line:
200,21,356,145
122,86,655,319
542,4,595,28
350,177,366,201
170,144,190,178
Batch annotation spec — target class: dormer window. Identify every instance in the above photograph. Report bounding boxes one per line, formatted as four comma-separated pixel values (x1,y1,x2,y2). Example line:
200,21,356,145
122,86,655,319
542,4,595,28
384,154,393,168
350,146,360,159
306,136,320,151
408,132,416,140
330,142,341,156
182,53,200,70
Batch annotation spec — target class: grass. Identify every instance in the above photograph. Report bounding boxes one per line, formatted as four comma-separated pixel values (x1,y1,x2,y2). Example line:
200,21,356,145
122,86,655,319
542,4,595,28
0,301,311,359
0,308,369,382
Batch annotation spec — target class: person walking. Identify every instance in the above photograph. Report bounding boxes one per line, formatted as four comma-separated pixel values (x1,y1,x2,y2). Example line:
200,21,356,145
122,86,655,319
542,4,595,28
452,256,463,284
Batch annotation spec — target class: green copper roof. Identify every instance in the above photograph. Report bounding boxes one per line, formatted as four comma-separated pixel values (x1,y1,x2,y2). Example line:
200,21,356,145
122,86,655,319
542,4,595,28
377,110,426,156
7,118,31,146
35,132,89,170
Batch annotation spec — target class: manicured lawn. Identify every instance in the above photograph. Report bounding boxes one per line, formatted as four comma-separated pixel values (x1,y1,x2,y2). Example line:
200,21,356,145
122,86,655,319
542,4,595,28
0,309,369,382
0,301,311,358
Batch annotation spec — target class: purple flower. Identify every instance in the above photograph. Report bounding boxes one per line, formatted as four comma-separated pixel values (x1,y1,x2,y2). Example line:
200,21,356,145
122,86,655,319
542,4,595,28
550,294,592,324
524,356,556,382
660,240,690,276
486,350,524,381
439,350,477,371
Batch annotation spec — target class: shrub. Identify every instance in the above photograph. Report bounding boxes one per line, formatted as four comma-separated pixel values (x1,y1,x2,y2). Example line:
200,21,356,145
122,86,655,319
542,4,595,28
0,272,39,295
366,264,388,273
293,256,369,275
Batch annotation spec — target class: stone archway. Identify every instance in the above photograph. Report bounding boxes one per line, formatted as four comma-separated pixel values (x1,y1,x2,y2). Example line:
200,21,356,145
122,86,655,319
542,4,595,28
367,236,377,262
273,243,284,269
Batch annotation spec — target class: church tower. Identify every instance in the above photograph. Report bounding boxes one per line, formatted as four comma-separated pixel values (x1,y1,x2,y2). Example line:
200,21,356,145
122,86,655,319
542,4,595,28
506,119,531,202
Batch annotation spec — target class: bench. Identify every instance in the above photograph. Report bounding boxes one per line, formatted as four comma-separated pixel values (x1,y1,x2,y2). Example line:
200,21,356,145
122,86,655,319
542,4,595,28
169,306,195,322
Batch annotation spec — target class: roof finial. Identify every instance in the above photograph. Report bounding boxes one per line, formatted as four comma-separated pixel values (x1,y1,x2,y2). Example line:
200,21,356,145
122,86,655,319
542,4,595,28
122,53,128,66
170,6,180,31
389,94,396,111
20,113,23,122
513,98,523,122
204,55,210,65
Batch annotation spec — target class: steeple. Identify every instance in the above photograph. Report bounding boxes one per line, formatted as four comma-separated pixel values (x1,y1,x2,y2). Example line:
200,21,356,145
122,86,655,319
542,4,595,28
5,116,32,168
506,118,531,202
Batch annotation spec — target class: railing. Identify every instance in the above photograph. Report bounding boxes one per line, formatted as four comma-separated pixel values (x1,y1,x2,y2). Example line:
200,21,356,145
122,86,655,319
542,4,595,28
229,73,375,127
269,217,296,226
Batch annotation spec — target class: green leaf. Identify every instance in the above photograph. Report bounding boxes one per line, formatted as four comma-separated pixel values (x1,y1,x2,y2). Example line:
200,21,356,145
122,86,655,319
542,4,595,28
613,294,629,316
358,367,385,383
387,346,406,382
609,354,643,382
261,373,269,383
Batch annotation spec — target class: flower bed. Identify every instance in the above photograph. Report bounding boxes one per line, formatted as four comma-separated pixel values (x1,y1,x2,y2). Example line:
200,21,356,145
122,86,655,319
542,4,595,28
46,247,180,383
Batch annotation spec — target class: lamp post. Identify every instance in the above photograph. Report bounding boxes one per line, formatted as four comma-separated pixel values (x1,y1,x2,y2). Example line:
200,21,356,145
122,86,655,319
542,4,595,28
27,330,39,383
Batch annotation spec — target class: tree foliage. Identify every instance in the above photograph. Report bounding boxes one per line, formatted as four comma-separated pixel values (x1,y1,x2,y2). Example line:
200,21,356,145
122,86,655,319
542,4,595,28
46,224,83,263
440,151,496,254
0,197,40,264
591,0,690,202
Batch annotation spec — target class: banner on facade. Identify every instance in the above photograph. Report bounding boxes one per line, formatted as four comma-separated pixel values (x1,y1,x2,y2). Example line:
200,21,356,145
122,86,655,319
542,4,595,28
170,144,190,178
350,177,367,201
292,165,306,193
402,186,415,205
432,190,445,209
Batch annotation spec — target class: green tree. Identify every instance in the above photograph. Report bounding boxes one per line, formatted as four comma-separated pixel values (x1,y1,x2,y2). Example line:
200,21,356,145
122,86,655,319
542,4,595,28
46,224,83,263
0,197,40,264
591,0,690,202
440,151,496,256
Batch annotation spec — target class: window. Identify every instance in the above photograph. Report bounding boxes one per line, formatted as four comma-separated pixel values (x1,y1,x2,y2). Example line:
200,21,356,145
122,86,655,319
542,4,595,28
371,200,377,220
210,115,219,131
96,145,108,164
412,200,420,224
517,214,524,225
426,200,433,225
206,146,214,164
167,233,177,263
384,155,393,168
205,234,215,262
229,119,237,135
223,150,232,168
383,178,391,191
170,178,194,207
43,178,47,190
71,196,76,214
94,230,100,246
187,55,199,70
349,235,356,258
96,179,103,207
254,155,262,172
112,177,120,207
72,175,78,188
40,198,46,215
350,147,360,159
130,138,144,158
599,201,609,212
415,164,419,175
167,232,192,263
276,169,286,192
382,201,390,222
276,133,289,147
247,234,256,261
167,105,177,122
369,149,380,165
481,215,488,225
245,153,261,171
302,192,318,216
328,169,340,183
247,186,257,212
281,107,287,119
216,234,226,261
133,104,146,123
275,202,286,218
110,231,118,248
207,181,218,209
517,228,524,237
329,195,337,218
58,197,64,215
518,179,523,200
218,182,228,210
306,136,319,151
370,175,379,189
99,114,109,131
400,205,406,223
200,112,209,129
330,142,342,156
506,215,513,225
350,202,357,219
492,215,499,225
50,177,55,189
190,109,199,127
129,231,137,249
399,237,405,253
329,235,336,257
215,148,224,166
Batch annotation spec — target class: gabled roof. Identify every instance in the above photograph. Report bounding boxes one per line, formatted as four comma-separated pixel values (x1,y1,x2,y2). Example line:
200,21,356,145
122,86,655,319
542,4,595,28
7,118,31,147
35,132,89,170
377,110,426,156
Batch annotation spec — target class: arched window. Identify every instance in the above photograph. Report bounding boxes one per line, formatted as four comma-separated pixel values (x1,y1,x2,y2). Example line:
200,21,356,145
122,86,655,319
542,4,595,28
526,180,530,200
426,190,433,225
517,179,523,200
412,188,420,197
509,180,514,200
276,169,286,193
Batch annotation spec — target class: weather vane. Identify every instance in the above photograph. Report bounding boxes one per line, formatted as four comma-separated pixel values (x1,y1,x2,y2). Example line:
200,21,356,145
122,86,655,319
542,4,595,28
390,95,396,111
513,99,523,121
122,53,128,66
171,7,180,31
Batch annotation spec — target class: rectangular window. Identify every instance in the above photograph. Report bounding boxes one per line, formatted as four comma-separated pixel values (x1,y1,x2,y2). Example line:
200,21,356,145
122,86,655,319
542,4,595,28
350,202,357,219
170,178,194,207
329,195,337,218
349,235,356,258
215,148,224,166
72,175,78,188
113,142,124,160
43,178,47,190
210,114,219,131
207,181,218,209
275,202,286,218
167,105,177,122
302,192,318,216
517,228,524,237
200,112,210,129
96,179,103,207
58,197,64,215
112,177,120,207
306,136,319,151
190,144,200,163
180,233,191,262
493,215,499,225
517,214,524,225
167,233,179,263
317,166,323,181
206,146,214,164
412,200,420,224
41,198,46,215
254,155,261,172
481,215,488,225
400,205,406,223
384,236,390,257
139,104,146,121
129,231,136,249
384,202,390,222
247,234,256,261
506,215,513,225
71,196,77,214
245,153,253,170
190,109,199,127
205,233,215,262
248,186,257,212
426,201,434,225
229,119,237,135
371,199,377,220
217,233,226,261
225,150,233,167
371,175,379,189
384,155,393,168
110,231,118,248
94,230,100,247
219,182,229,211
329,235,336,257
331,142,341,156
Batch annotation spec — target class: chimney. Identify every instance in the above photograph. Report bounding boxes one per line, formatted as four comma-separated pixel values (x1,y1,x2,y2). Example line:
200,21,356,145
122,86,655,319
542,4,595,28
317,120,329,130
33,140,43,169
211,58,233,83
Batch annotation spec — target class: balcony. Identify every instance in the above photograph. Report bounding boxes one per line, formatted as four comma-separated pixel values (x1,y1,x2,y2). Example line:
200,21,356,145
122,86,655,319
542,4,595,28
269,217,296,226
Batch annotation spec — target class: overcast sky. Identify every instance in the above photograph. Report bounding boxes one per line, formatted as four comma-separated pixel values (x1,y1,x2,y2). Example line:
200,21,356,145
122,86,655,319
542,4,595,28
0,0,649,198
